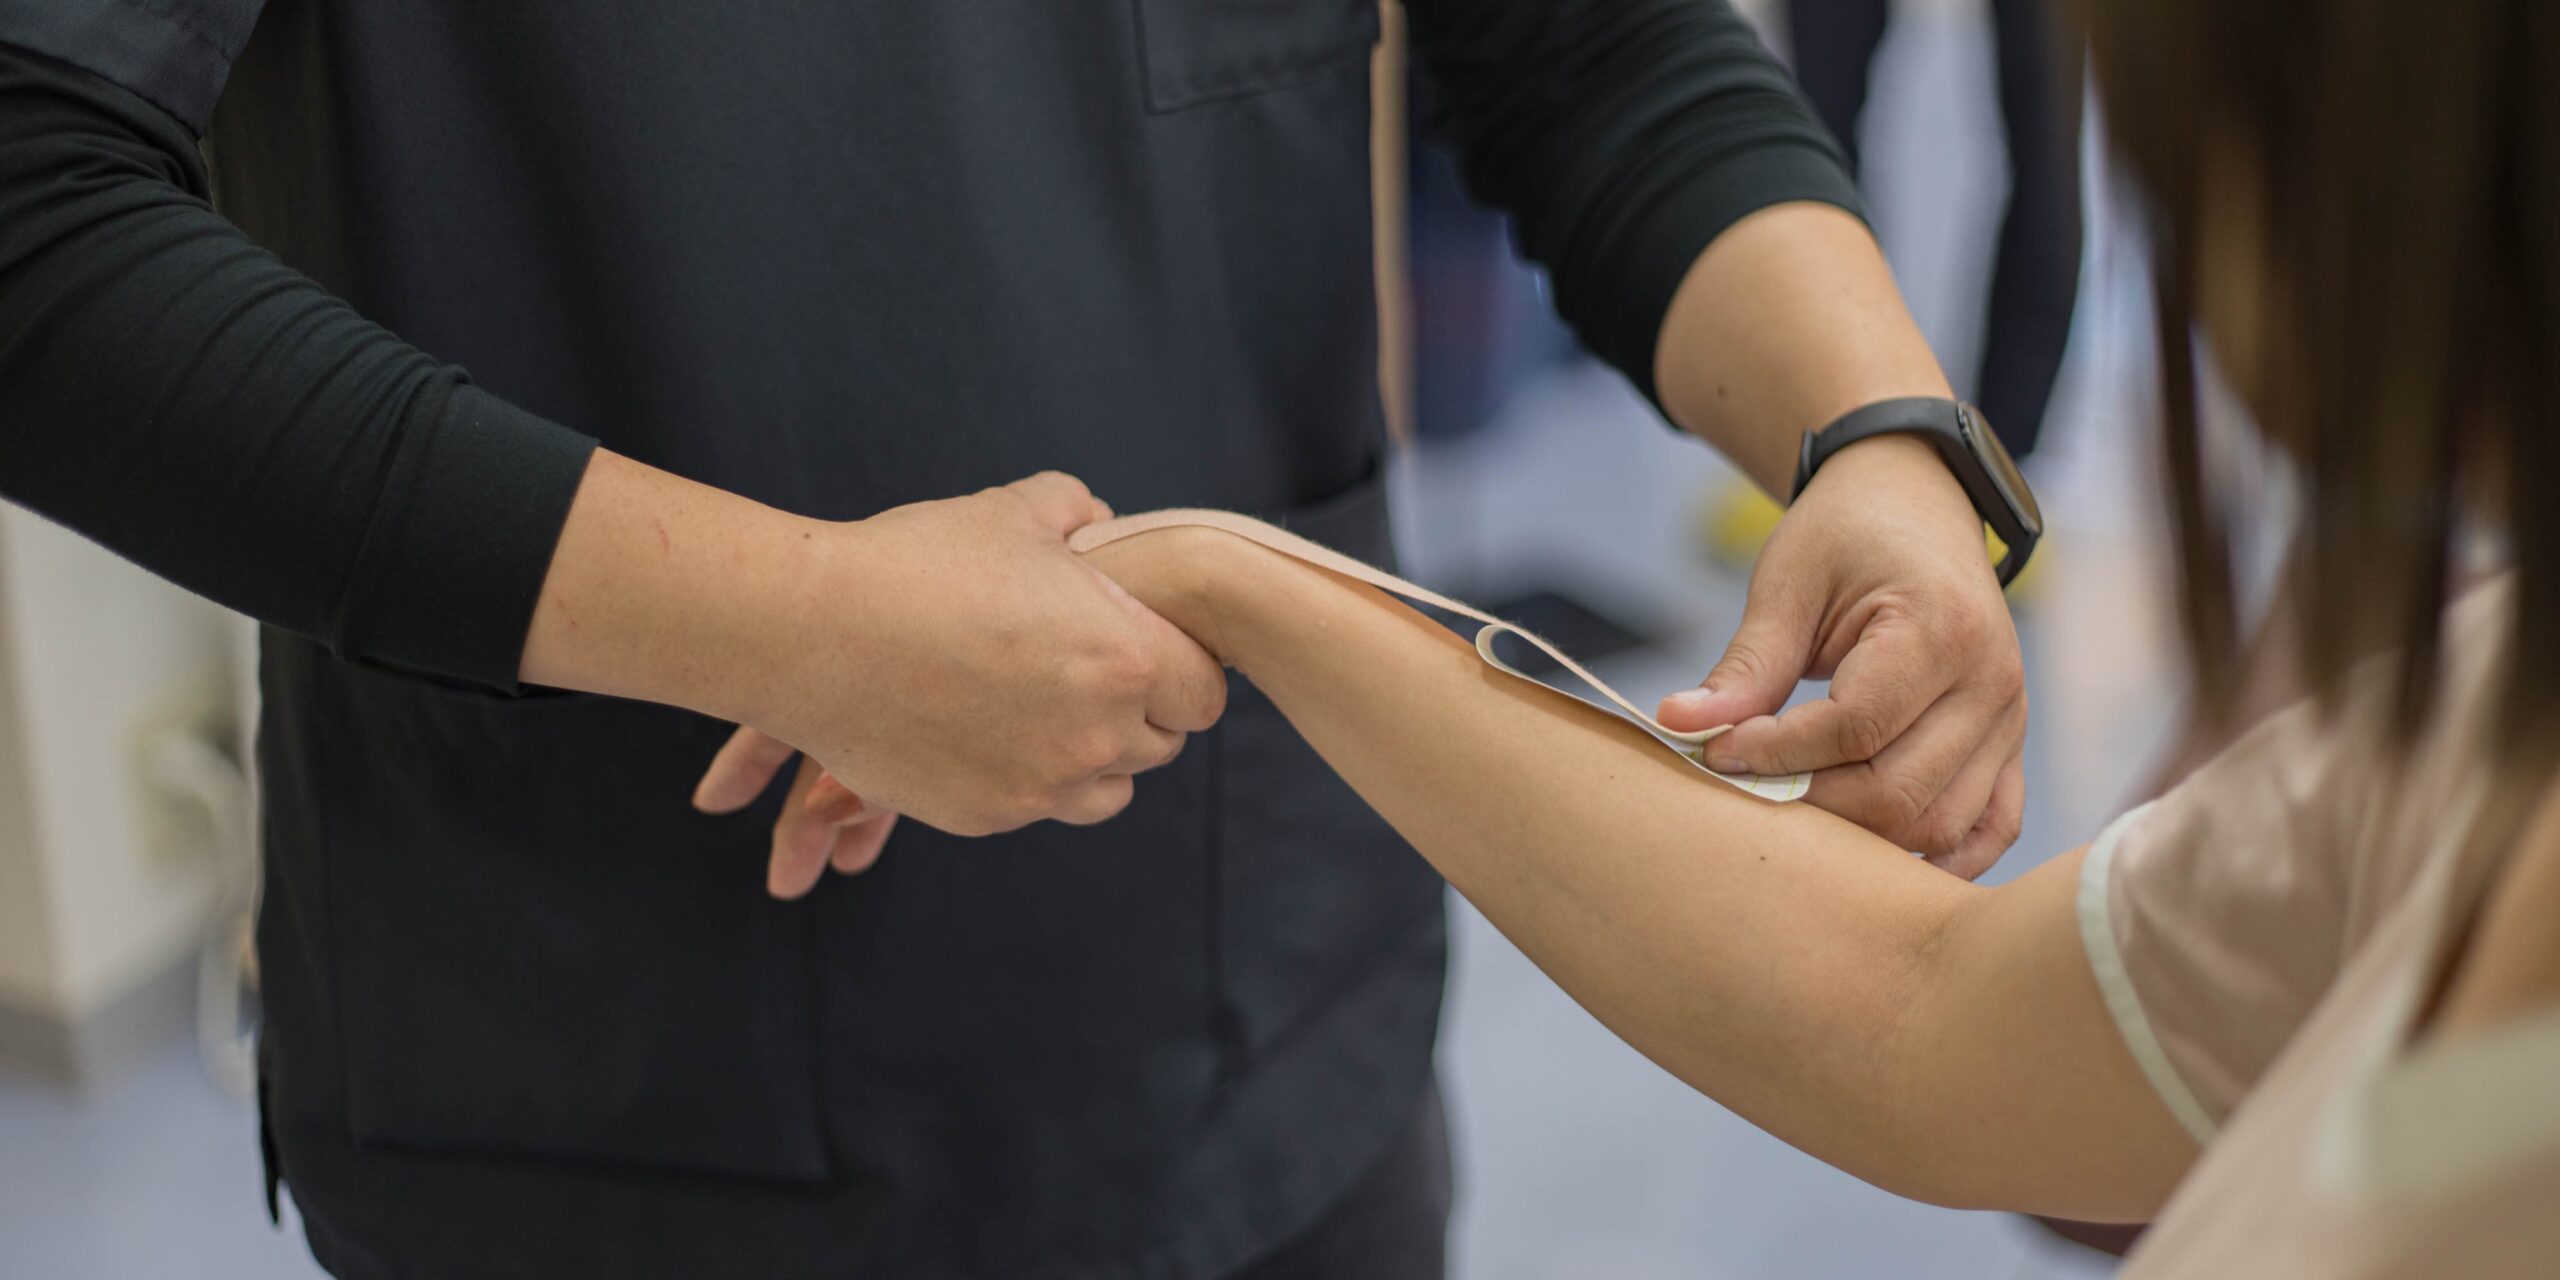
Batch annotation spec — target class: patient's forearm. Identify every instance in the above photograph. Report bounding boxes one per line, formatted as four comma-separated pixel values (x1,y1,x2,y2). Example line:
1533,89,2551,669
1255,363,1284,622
1143,532,2193,1218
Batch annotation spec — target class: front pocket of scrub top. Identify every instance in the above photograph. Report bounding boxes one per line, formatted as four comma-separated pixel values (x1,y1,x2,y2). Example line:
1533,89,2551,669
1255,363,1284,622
310,669,833,1184
1210,465,1449,1063
1135,0,1380,112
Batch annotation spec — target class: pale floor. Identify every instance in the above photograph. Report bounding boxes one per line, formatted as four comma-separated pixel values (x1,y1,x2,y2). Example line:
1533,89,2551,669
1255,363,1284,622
0,6,2186,1276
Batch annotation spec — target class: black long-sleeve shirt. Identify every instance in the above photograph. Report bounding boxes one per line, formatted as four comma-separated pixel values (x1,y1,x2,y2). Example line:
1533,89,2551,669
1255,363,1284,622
0,0,1853,693
0,41,594,688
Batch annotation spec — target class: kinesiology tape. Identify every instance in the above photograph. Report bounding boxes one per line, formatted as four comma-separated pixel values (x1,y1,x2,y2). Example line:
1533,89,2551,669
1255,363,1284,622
1070,510,1810,802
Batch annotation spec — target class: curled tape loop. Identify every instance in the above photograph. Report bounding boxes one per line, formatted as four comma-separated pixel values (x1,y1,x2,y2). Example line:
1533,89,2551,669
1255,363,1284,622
1071,510,1810,803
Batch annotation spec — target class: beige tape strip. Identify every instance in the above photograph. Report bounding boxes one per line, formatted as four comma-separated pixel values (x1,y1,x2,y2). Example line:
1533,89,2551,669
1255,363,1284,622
1071,510,1810,802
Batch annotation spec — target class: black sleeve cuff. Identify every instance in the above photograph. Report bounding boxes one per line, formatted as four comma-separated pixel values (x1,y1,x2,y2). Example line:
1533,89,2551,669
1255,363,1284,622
1410,0,1870,421
0,1,262,134
333,380,599,693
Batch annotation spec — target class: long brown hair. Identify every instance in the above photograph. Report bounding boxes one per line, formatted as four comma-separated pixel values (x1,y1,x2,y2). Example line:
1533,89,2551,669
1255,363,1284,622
2081,0,2560,755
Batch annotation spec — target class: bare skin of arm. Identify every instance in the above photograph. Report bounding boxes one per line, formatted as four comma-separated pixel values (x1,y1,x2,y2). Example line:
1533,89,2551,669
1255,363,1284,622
1081,522,2196,1222
1654,204,1957,493
2429,790,2560,1040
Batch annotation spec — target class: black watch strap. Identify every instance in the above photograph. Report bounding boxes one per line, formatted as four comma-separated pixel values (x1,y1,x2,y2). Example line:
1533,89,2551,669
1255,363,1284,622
1791,396,2043,587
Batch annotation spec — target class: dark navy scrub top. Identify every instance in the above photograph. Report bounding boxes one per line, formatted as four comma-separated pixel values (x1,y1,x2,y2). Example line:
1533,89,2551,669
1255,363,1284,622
0,2,1856,1276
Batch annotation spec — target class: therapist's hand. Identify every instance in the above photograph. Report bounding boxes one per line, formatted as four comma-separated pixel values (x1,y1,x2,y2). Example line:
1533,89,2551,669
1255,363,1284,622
696,742,899,899
689,472,1226,896
1657,436,2026,879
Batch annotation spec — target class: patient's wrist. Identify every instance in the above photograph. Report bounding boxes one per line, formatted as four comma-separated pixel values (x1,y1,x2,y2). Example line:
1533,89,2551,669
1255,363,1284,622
1078,517,1379,671
1079,524,1249,660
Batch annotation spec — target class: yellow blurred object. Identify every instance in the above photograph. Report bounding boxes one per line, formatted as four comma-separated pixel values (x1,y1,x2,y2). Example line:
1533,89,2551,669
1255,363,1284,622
1991,526,2047,603
1696,476,1784,571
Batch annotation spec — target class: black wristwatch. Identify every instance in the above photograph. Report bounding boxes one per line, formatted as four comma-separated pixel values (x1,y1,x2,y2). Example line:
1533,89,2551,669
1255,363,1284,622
1792,397,2043,586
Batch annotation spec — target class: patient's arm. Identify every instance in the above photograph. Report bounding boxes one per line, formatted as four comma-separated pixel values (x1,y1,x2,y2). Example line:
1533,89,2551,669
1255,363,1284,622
1085,524,2197,1222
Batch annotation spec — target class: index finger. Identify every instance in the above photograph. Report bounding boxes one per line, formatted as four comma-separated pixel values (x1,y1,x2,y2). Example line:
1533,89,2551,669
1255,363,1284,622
694,726,800,814
1705,625,1953,776
1131,599,1227,733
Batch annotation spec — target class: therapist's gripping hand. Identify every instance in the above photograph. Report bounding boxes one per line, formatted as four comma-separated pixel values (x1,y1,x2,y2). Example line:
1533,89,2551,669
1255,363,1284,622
520,456,1223,898
1656,435,2026,879
688,471,1228,897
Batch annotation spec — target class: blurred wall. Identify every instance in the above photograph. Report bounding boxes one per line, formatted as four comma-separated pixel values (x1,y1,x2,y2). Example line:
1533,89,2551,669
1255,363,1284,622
0,606,53,1010
0,505,238,1085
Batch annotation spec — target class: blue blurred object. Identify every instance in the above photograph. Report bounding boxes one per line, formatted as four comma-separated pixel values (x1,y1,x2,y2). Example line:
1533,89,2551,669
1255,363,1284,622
1788,0,2083,459
1406,132,1579,442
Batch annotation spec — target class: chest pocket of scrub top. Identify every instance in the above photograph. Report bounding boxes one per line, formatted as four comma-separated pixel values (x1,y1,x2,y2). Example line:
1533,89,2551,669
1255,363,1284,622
1136,0,1380,112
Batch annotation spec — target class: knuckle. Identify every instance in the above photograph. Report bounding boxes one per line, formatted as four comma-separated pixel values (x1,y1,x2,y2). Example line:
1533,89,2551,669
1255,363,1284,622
1714,644,1772,687
1992,804,2025,850
1058,779,1132,827
1115,639,1160,689
1089,781,1135,822
1989,783,2026,845
1939,603,1989,651
1069,730,1124,777
1016,470,1086,511
1086,635,1157,694
1202,671,1230,722
1836,706,1894,762
1167,679,1226,735
1875,770,1937,840
1985,645,2026,694
1921,808,1972,858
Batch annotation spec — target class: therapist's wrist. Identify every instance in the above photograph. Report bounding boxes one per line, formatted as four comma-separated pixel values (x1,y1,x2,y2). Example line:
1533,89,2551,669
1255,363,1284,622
1800,432,1981,537
708,515,880,728
1652,205,1956,496
519,448,842,725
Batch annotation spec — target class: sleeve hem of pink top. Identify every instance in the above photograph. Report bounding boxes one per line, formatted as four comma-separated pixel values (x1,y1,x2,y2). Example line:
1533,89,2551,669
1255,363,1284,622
2077,802,2222,1147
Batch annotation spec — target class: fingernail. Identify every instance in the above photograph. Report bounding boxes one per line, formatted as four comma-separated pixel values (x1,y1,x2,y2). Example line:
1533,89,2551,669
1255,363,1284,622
1707,755,1749,774
1663,688,1712,712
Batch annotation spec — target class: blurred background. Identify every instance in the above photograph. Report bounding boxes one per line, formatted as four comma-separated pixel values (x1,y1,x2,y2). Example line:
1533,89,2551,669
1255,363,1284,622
0,1,2186,1275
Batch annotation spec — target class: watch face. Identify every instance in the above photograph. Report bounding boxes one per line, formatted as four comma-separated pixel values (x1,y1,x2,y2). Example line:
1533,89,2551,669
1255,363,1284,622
1959,404,2041,536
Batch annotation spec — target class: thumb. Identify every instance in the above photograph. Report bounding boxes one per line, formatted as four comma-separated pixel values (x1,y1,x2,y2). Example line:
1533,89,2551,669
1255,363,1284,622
1658,584,1819,733
1006,470,1113,538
